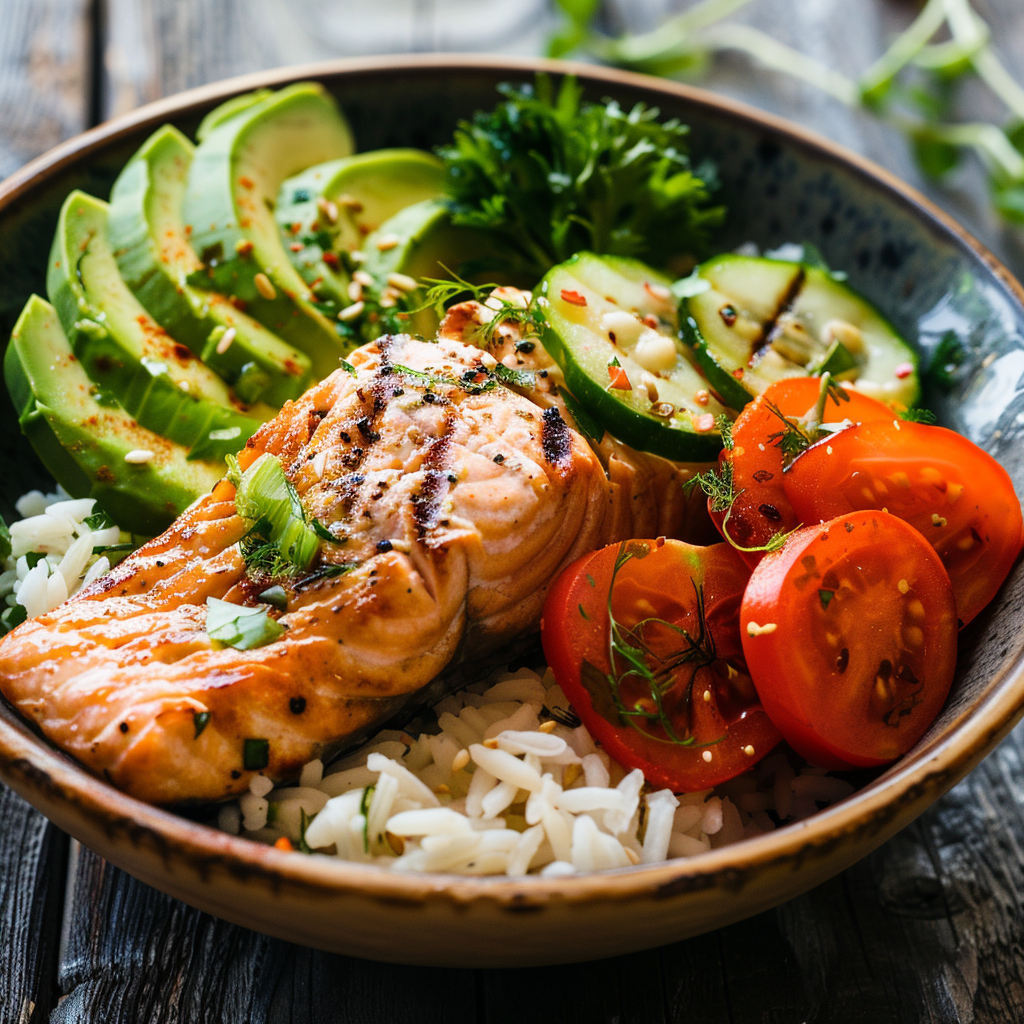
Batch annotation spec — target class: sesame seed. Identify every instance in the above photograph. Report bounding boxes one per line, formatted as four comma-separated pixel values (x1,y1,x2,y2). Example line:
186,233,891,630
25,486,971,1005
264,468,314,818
702,689,711,703
353,270,373,287
826,445,833,455
897,578,910,594
982,352,997,369
215,327,236,355
338,301,364,321
538,720,557,734
931,513,947,528
451,748,470,772
702,750,713,763
746,621,777,637
347,279,363,302
743,745,756,756
254,272,277,300
124,449,154,465
893,419,901,431
375,233,400,251
387,272,419,293
316,197,339,224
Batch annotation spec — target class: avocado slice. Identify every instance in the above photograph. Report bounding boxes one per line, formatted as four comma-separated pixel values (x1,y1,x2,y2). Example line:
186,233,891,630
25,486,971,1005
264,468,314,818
47,190,267,463
196,89,274,141
276,149,445,308
362,199,502,338
5,296,223,534
109,124,313,407
183,83,355,374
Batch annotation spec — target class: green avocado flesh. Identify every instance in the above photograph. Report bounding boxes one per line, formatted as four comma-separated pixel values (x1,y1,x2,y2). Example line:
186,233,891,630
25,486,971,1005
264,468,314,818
276,149,446,307
5,296,222,534
183,83,355,375
108,124,313,407
47,189,266,463
362,199,501,339
681,254,920,409
195,90,273,141
541,253,732,461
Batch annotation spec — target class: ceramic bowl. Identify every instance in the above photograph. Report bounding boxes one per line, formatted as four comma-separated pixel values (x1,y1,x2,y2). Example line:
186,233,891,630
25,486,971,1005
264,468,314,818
0,55,1023,969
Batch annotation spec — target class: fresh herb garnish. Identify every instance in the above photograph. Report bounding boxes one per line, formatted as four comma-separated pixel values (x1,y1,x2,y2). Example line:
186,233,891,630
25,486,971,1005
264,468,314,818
360,785,375,853
193,711,211,739
258,585,288,610
243,737,270,772
83,510,115,531
206,596,284,650
438,74,724,282
900,407,938,424
587,541,723,747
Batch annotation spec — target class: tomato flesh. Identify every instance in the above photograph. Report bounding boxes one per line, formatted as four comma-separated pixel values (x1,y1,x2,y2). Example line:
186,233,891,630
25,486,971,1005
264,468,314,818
541,538,781,791
740,511,958,769
783,420,1024,626
712,378,894,566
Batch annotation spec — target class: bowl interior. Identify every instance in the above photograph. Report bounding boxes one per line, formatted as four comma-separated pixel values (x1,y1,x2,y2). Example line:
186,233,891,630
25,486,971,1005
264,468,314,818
0,58,1023,943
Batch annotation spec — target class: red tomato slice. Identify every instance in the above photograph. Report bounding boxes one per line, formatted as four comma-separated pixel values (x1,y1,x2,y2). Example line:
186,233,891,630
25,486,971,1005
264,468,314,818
541,538,781,791
741,511,958,769
782,419,1024,626
711,378,894,567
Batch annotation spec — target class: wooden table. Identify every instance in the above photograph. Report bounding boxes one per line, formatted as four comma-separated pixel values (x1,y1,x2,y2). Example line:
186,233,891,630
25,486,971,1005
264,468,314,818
2,2,1024,1021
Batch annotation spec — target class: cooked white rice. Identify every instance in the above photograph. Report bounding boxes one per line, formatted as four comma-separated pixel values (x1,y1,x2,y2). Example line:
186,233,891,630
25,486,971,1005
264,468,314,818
224,666,855,875
0,487,126,621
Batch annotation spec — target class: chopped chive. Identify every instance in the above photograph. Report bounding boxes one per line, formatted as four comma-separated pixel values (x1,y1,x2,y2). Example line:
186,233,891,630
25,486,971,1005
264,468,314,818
193,711,211,739
579,603,590,620
243,738,269,771
819,589,835,610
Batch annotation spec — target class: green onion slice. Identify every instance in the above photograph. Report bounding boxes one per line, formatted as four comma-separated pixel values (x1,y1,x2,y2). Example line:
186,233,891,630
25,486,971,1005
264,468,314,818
206,596,284,650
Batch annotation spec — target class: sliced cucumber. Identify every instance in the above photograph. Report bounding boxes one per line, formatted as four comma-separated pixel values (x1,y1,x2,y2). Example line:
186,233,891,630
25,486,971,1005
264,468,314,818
277,149,445,308
5,296,222,534
540,253,732,460
108,125,313,407
680,254,919,409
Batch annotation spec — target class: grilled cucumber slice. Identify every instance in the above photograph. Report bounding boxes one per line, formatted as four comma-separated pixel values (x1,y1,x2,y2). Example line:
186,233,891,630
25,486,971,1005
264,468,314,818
540,253,732,460
680,254,919,409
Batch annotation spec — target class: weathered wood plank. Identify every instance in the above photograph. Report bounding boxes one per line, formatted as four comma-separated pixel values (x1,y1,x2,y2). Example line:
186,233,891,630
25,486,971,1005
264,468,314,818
52,843,479,1024
0,0,91,179
0,789,66,1024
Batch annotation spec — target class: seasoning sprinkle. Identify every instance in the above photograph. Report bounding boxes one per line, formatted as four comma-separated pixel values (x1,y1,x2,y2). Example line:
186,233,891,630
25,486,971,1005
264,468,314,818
124,449,155,465
702,750,713,763
338,301,365,321
375,233,400,251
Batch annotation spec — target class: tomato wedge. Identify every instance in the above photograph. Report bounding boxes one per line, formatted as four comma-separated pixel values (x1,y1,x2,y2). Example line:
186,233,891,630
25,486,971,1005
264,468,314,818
711,378,894,567
541,538,781,791
741,511,958,769
782,419,1024,626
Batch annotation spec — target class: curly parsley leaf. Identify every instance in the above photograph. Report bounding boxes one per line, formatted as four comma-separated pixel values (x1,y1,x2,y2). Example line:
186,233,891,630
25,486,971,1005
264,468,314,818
437,74,724,281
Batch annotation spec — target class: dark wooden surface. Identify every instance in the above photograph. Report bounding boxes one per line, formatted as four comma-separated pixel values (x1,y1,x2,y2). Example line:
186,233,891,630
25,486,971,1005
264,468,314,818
3,2,1024,1021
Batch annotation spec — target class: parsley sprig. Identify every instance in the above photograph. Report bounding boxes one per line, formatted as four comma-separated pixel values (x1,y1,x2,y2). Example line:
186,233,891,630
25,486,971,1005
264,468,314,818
437,74,724,281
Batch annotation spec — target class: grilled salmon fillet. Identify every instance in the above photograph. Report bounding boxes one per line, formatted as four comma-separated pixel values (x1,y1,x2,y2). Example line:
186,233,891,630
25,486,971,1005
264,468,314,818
0,332,616,803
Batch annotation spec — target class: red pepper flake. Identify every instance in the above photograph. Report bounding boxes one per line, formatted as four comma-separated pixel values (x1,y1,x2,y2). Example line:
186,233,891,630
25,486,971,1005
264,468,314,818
693,413,716,433
561,289,587,306
321,251,340,268
894,361,914,379
695,389,710,406
732,367,745,380
289,242,303,252
642,314,660,329
273,836,294,852
608,365,632,390
238,176,255,189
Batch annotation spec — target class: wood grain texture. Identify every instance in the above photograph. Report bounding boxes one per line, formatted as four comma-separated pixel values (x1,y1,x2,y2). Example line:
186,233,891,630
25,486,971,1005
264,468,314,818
0,790,66,1024
0,0,91,179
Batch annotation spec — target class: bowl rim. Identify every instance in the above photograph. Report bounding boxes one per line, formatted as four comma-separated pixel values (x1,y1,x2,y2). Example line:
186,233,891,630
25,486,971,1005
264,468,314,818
1,52,1024,911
